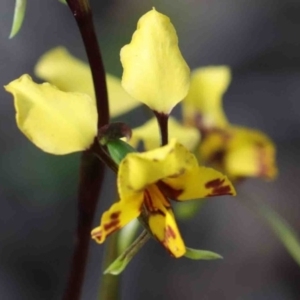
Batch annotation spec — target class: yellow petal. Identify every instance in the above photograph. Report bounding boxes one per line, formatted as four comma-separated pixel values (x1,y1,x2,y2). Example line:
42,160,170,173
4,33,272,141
162,166,236,200
129,117,200,151
145,185,186,257
118,139,194,200
183,66,230,129
4,74,97,154
35,47,140,117
199,130,225,167
120,8,190,114
91,194,143,244
225,127,277,179
200,126,277,180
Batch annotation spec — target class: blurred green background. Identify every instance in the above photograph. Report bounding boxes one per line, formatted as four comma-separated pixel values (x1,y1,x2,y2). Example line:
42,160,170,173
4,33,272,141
1,0,300,299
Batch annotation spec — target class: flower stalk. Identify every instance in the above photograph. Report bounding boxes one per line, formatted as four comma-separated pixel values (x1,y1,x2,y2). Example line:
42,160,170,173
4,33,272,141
154,111,169,146
63,1,116,299
62,153,105,300
66,0,109,128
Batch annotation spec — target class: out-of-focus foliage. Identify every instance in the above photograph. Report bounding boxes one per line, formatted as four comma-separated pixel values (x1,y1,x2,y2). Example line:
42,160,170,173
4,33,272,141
9,0,27,38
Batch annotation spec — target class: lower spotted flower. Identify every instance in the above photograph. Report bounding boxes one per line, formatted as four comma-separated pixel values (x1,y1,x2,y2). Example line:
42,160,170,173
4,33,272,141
91,139,236,257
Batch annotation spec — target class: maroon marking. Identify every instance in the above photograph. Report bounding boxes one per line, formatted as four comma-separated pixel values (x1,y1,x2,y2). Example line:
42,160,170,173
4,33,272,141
255,142,272,179
91,230,102,241
165,225,176,240
144,190,155,212
149,209,166,217
205,178,224,189
208,149,225,166
205,178,233,196
110,211,121,219
157,181,183,200
104,219,120,231
202,128,232,170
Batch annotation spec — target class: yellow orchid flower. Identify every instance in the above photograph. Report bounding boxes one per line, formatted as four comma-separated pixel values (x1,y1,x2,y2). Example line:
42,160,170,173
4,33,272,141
91,139,236,257
35,47,140,118
4,47,142,155
200,126,277,180
129,116,200,151
120,8,190,114
182,66,278,180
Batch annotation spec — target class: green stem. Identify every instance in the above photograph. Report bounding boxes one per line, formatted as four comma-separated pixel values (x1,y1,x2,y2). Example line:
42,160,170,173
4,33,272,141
115,230,150,265
98,233,120,300
103,230,151,276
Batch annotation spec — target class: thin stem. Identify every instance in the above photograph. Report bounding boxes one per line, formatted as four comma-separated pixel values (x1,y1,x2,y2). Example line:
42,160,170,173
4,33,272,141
154,111,169,146
63,152,105,300
117,230,150,263
63,1,112,299
98,233,120,300
66,0,109,128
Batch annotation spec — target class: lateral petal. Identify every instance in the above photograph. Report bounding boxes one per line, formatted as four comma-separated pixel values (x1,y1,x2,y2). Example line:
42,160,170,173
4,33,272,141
91,194,143,244
183,66,230,129
5,74,97,154
162,166,236,200
35,47,140,117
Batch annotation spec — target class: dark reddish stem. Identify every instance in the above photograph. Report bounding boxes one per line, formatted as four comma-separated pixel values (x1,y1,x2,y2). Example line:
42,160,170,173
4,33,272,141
154,111,169,146
66,0,109,128
63,1,111,300
63,152,105,300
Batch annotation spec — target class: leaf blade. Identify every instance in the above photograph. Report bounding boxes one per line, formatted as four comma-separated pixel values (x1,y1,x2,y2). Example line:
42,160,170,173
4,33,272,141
260,203,300,266
185,247,223,260
9,0,27,39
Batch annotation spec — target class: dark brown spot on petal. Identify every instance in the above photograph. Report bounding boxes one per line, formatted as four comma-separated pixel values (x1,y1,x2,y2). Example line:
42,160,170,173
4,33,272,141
205,178,233,196
256,142,274,179
157,181,183,200
144,190,155,212
205,178,224,189
91,229,102,242
143,190,167,216
209,149,226,166
110,211,121,219
104,219,120,231
165,225,176,240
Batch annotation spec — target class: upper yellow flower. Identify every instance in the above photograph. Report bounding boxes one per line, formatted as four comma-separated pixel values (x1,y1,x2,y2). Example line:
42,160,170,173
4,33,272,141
92,139,236,257
182,66,278,180
4,48,141,155
35,47,140,118
121,8,190,114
